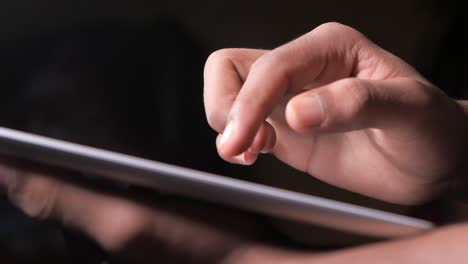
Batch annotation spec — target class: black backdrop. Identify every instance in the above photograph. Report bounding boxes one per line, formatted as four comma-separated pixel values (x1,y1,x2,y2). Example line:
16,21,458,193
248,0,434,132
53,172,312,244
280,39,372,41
0,0,465,262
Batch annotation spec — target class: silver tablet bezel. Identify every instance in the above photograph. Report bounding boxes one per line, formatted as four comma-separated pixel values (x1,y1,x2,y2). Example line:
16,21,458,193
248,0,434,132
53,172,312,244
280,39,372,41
0,126,433,238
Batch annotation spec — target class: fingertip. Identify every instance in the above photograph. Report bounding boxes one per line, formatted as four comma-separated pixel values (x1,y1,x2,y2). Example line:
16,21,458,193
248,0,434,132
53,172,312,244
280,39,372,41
286,93,324,133
216,123,237,158
217,123,239,158
217,119,257,158
215,134,228,159
219,122,234,147
216,134,257,166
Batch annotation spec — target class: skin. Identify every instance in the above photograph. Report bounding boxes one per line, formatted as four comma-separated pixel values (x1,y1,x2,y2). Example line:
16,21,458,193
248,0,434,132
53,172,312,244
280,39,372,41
204,22,468,205
1,22,468,263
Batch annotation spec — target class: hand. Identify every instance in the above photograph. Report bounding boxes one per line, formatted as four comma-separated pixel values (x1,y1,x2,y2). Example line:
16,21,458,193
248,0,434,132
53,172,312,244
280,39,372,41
204,22,468,205
2,22,468,264
0,162,276,263
4,161,468,264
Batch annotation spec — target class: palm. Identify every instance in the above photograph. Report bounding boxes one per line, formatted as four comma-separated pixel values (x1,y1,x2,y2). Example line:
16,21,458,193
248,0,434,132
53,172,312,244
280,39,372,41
270,112,456,203
266,57,464,204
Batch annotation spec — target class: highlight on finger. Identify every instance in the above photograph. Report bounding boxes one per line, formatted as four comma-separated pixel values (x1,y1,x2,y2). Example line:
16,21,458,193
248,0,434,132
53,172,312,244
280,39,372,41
216,134,258,166
215,121,277,166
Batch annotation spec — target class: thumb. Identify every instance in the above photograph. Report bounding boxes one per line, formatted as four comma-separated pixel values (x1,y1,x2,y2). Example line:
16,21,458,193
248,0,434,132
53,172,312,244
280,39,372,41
285,77,439,133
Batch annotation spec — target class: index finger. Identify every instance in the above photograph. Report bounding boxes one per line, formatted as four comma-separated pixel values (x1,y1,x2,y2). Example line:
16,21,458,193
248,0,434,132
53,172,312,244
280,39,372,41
218,23,365,157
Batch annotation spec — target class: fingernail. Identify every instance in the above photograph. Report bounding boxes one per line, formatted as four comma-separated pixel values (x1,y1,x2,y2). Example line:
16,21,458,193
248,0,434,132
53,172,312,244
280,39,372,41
260,149,270,154
0,164,16,194
233,152,256,166
243,151,257,165
295,94,324,128
220,122,234,146
247,146,259,155
249,147,269,155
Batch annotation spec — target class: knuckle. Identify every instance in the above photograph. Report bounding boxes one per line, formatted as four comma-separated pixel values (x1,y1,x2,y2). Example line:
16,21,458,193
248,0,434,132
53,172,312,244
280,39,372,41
204,49,234,76
345,78,371,115
314,22,356,36
205,48,238,68
8,171,59,220
206,49,230,62
409,79,440,106
312,22,366,46
315,22,347,32
324,78,370,128
251,51,292,85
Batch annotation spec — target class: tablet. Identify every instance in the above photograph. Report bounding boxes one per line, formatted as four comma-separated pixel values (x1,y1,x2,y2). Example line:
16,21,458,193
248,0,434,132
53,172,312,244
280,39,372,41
0,126,433,238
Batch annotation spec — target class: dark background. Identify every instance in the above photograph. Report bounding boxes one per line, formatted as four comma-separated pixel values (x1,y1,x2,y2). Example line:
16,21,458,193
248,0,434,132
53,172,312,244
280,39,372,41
0,0,466,262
